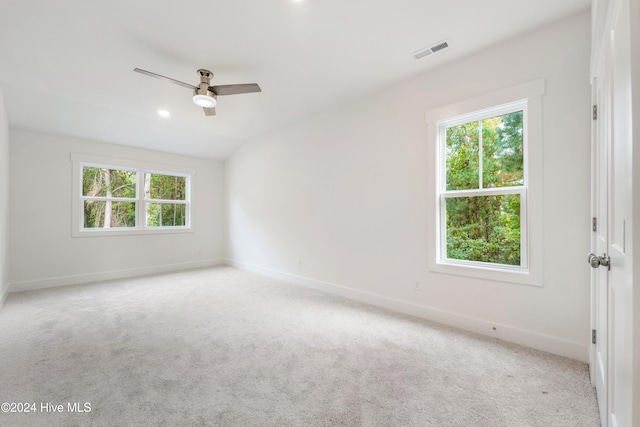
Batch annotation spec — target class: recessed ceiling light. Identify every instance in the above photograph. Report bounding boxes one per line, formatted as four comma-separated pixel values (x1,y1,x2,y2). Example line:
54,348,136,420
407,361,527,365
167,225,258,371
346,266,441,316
158,110,171,118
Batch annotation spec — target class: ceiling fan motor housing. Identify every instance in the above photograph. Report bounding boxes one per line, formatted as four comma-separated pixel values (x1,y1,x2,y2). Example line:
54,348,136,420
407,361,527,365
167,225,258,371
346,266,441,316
197,69,213,83
193,85,216,99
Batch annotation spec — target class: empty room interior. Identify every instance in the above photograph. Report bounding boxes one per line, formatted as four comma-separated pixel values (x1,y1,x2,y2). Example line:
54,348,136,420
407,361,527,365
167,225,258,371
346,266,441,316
0,0,638,426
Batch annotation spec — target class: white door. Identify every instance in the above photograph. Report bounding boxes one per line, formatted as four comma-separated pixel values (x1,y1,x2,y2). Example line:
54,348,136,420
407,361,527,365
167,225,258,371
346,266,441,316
590,0,634,425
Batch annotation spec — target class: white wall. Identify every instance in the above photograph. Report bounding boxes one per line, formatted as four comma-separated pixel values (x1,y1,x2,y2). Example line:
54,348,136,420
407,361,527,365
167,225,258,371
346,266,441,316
0,87,9,308
9,130,225,291
226,12,592,361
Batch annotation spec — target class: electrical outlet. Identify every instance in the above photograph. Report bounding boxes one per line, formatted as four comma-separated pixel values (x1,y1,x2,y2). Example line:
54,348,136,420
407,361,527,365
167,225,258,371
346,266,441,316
414,281,422,291
297,257,302,267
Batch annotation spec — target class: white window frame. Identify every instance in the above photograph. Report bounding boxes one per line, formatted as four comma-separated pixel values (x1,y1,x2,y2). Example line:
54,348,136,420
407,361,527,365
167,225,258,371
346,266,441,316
425,79,544,286
71,154,194,237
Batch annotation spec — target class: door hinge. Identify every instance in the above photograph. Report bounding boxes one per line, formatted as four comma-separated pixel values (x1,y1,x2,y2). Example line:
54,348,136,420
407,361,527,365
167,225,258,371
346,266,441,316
592,329,597,345
593,105,598,120
593,217,597,232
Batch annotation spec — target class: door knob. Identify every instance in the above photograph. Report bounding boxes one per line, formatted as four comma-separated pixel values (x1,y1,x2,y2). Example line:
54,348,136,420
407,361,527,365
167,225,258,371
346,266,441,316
588,252,610,270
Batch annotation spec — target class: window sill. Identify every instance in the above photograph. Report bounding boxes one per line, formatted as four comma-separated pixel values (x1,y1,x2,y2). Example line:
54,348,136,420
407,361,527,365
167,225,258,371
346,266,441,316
72,227,193,238
429,259,541,287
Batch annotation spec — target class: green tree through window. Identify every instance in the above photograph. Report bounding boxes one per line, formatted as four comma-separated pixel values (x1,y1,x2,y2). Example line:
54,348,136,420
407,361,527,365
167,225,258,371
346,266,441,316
80,166,189,231
145,173,187,227
442,109,524,266
82,167,137,228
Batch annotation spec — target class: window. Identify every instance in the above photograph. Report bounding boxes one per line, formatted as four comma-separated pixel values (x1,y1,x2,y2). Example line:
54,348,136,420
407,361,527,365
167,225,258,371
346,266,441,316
82,167,137,229
425,79,544,286
143,173,188,227
72,154,192,236
439,104,526,268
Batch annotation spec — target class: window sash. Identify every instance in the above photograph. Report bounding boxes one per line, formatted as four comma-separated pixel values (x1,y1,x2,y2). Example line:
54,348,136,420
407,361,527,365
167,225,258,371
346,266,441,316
145,202,188,228
438,102,528,194
438,188,528,269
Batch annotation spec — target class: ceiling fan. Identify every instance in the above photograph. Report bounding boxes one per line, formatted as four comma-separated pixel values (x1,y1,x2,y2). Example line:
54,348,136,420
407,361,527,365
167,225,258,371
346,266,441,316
134,68,261,116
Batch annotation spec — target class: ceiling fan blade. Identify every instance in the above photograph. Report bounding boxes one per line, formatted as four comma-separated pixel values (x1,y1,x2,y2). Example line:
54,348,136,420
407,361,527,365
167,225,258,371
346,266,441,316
203,107,216,116
133,68,197,90
210,83,261,96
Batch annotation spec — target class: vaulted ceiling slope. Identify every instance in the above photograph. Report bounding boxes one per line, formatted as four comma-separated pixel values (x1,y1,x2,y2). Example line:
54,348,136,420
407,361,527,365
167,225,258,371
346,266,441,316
0,0,589,160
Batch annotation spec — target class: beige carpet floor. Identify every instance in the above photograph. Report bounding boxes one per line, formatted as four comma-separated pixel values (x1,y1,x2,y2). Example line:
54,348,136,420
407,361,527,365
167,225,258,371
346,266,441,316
0,266,599,426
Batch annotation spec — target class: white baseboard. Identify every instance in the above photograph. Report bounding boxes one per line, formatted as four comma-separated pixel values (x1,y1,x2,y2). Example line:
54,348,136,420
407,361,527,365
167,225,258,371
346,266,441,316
8,258,225,293
225,259,589,363
0,286,7,311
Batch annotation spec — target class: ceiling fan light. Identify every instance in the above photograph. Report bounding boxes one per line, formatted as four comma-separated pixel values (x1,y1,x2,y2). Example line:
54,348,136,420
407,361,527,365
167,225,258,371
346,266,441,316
193,94,217,108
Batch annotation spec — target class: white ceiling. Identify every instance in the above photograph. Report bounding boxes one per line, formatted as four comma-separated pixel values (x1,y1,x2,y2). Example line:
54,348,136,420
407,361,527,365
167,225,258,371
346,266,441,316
0,0,590,160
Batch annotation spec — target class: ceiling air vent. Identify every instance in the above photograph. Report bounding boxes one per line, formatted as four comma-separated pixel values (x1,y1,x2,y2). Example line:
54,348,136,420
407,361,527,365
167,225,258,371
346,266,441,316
413,40,449,60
